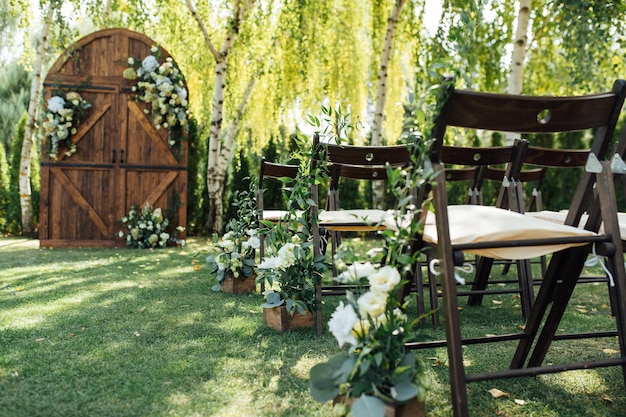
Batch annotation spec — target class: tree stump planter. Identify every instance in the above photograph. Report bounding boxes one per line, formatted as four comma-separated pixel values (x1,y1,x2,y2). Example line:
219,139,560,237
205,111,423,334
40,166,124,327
263,305,315,331
332,395,425,417
220,274,256,294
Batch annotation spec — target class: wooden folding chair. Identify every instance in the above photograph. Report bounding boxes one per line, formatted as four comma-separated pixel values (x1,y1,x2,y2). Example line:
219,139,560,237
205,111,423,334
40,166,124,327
257,157,300,291
466,147,592,311
421,141,532,325
470,147,592,303
310,134,414,334
406,78,626,417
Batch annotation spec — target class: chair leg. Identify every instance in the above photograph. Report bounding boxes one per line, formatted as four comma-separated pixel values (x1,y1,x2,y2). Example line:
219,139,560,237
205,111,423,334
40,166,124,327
330,230,340,277
510,247,581,368
515,258,535,320
424,252,441,326
430,167,470,416
259,234,266,293
414,259,427,323
527,254,586,367
438,248,470,417
467,256,494,306
315,283,323,335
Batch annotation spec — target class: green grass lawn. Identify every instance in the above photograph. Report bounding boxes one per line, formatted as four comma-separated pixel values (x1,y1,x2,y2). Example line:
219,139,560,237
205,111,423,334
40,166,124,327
1,237,625,416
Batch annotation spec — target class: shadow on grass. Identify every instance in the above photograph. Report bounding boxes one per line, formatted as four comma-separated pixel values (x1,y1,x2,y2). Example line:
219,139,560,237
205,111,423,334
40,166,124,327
1,240,625,416
0,242,341,417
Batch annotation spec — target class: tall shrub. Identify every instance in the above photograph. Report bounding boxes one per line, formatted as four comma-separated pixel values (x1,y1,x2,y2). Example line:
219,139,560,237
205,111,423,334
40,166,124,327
0,142,10,233
224,147,252,227
5,113,38,236
7,115,26,234
185,116,208,236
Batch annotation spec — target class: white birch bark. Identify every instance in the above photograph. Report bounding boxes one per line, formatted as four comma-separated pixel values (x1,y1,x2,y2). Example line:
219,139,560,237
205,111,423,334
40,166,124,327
185,0,256,233
371,0,406,207
506,0,531,145
19,4,54,236
104,0,113,20
216,76,257,186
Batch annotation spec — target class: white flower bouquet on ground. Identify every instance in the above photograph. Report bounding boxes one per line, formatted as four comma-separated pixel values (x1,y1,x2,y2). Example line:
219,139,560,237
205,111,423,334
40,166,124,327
309,264,431,416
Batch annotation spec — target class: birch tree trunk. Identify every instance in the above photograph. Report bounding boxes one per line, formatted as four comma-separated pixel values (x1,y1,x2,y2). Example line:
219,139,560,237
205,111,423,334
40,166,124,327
185,0,257,233
505,0,531,145
104,0,113,20
215,76,257,188
19,4,54,236
371,0,406,207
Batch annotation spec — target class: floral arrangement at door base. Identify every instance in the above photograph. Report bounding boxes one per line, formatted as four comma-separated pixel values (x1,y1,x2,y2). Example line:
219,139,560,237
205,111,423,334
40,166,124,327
119,204,173,249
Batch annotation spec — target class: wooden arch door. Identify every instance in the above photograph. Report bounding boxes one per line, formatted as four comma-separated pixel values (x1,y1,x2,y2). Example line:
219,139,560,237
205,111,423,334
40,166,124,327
39,28,187,247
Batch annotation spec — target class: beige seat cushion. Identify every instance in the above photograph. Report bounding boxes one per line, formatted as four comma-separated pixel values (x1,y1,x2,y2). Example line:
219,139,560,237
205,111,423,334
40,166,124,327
260,210,300,222
319,209,391,231
526,210,626,239
385,205,597,260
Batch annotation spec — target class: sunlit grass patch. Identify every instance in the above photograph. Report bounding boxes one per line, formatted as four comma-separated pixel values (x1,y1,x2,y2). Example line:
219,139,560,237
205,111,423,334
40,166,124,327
0,238,624,417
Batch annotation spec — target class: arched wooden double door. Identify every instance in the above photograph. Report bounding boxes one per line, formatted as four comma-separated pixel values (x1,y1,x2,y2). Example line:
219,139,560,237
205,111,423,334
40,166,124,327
39,28,187,247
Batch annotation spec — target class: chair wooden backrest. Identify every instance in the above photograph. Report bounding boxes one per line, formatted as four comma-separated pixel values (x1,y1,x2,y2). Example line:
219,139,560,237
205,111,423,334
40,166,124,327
440,142,528,208
414,77,626,417
312,134,413,229
482,166,546,212
327,164,390,211
257,157,299,222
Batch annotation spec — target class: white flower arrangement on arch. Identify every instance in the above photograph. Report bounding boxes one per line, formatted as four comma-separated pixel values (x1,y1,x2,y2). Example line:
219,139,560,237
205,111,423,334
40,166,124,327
42,91,91,160
123,46,189,154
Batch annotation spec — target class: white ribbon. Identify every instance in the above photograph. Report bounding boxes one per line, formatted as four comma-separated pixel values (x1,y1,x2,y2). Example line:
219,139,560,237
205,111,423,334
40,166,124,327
584,243,615,287
428,258,473,285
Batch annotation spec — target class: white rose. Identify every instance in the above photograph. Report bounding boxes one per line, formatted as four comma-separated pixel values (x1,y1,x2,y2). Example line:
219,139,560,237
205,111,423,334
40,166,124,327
216,253,229,271
219,239,236,253
357,290,387,319
368,265,401,294
258,256,280,270
148,234,159,246
328,301,359,347
176,87,188,100
247,235,260,250
276,243,297,268
152,208,163,223
336,262,376,283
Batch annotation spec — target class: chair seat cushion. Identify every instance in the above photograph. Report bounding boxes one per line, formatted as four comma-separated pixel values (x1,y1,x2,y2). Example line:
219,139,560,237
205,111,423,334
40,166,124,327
319,209,391,231
260,210,297,222
385,205,597,260
526,210,626,239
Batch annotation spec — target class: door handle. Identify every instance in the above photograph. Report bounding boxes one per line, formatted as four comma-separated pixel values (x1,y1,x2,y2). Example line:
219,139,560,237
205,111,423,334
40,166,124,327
120,149,125,163
112,149,116,163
